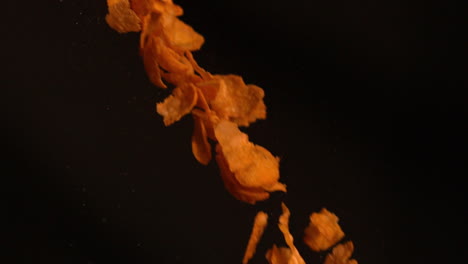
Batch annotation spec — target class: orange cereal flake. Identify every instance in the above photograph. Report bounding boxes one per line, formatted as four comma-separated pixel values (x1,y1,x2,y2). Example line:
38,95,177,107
208,75,266,127
156,83,197,126
105,0,141,33
215,146,271,204
269,203,306,264
304,208,345,252
265,244,292,264
242,211,269,264
191,114,212,165
324,241,358,264
213,121,286,203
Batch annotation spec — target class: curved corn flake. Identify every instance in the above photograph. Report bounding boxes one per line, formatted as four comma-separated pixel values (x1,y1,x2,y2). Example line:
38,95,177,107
214,121,254,169
214,121,280,188
137,4,202,51
129,0,149,18
265,245,305,264
186,51,212,80
242,211,268,264
152,0,183,16
324,242,358,264
191,91,217,131
210,75,266,127
263,181,287,193
196,78,224,104
276,203,306,264
193,88,211,113
215,146,270,204
191,106,217,142
192,114,212,165
154,37,194,76
303,208,345,252
106,0,141,33
159,14,205,51
265,245,292,264
143,36,167,88
156,83,197,126
140,12,162,50
161,71,202,87
235,145,280,188
203,116,216,141
131,0,182,18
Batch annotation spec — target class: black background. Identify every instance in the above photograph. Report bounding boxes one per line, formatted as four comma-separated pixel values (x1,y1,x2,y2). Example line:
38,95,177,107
4,0,465,264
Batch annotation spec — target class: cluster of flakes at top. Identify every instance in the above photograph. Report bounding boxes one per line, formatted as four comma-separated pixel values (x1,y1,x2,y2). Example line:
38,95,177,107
106,0,283,205
105,1,358,264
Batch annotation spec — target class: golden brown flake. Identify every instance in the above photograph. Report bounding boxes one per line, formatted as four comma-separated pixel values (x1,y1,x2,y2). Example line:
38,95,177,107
215,146,270,204
265,245,292,264
142,36,167,88
324,241,358,264
270,203,306,264
214,121,281,188
191,114,212,165
105,0,141,33
209,75,266,126
242,211,269,264
156,83,198,126
304,208,345,252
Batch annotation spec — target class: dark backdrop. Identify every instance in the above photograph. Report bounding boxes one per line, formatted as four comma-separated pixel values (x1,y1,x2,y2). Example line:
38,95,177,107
4,1,465,264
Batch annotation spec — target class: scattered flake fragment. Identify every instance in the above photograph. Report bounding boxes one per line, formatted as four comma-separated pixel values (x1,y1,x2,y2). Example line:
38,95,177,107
324,241,358,264
242,211,269,264
304,208,345,252
274,203,306,264
105,0,141,33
